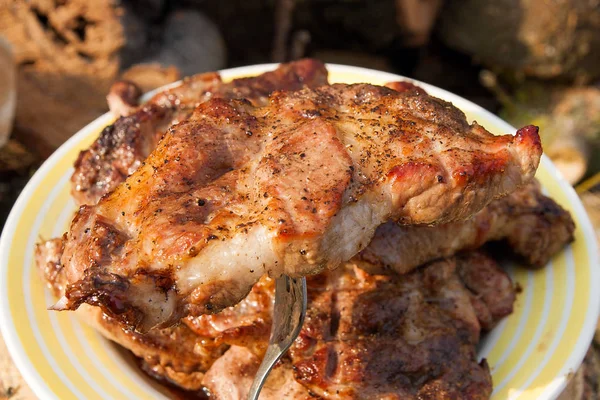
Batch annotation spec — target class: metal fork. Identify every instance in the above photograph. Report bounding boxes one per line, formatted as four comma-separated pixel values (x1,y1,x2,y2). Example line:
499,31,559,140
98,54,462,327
247,275,307,400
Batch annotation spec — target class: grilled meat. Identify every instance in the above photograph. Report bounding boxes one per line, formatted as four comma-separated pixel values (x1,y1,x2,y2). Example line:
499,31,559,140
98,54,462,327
42,176,570,394
38,178,570,389
58,83,542,331
36,64,567,398
356,179,575,275
77,71,420,208
384,81,428,95
456,251,516,331
39,179,569,333
106,80,143,117
56,83,541,331
288,255,502,400
72,59,329,206
40,179,570,331
87,309,222,391
184,275,274,357
200,252,513,400
202,346,314,400
35,238,226,391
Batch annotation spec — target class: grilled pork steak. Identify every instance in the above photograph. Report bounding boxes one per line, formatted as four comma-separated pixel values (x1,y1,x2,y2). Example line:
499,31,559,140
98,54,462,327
38,179,570,375
57,83,542,331
72,59,328,205
38,180,570,394
356,179,575,275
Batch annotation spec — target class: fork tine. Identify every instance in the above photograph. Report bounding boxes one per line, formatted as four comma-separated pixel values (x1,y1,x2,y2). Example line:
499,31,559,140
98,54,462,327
247,275,307,400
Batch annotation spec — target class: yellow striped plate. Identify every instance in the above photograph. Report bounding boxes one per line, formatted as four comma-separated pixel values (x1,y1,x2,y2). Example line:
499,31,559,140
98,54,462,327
1,64,598,400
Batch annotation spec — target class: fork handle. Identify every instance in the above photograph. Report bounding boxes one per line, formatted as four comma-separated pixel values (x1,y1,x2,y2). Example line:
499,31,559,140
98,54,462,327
247,275,307,400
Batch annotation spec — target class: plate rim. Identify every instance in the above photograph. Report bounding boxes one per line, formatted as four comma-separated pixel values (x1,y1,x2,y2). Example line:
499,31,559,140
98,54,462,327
1,62,598,400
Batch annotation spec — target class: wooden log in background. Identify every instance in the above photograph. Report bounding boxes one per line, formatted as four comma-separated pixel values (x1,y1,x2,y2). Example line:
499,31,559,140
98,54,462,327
0,36,15,148
439,0,600,81
0,0,123,156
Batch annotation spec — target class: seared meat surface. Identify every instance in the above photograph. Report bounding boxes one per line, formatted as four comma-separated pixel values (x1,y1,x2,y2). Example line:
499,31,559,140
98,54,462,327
38,176,570,391
356,179,575,275
77,73,420,208
39,177,570,371
37,176,572,391
72,59,328,205
36,63,577,399
35,238,226,391
185,275,274,357
57,83,541,331
288,256,500,400
456,251,516,331
42,178,571,321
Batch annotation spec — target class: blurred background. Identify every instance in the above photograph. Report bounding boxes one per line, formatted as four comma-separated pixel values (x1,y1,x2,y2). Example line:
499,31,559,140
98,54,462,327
0,0,599,398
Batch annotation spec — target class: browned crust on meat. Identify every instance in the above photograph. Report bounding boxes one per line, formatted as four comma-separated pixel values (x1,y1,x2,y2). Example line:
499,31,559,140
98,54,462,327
106,80,143,117
288,255,502,399
72,59,329,206
385,81,428,95
34,235,225,391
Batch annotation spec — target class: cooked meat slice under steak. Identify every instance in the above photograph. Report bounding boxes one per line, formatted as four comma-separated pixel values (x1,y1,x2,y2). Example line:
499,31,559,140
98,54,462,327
202,346,314,400
57,83,541,331
456,251,515,331
355,179,575,275
203,251,513,399
72,59,328,206
289,254,505,400
184,275,274,357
